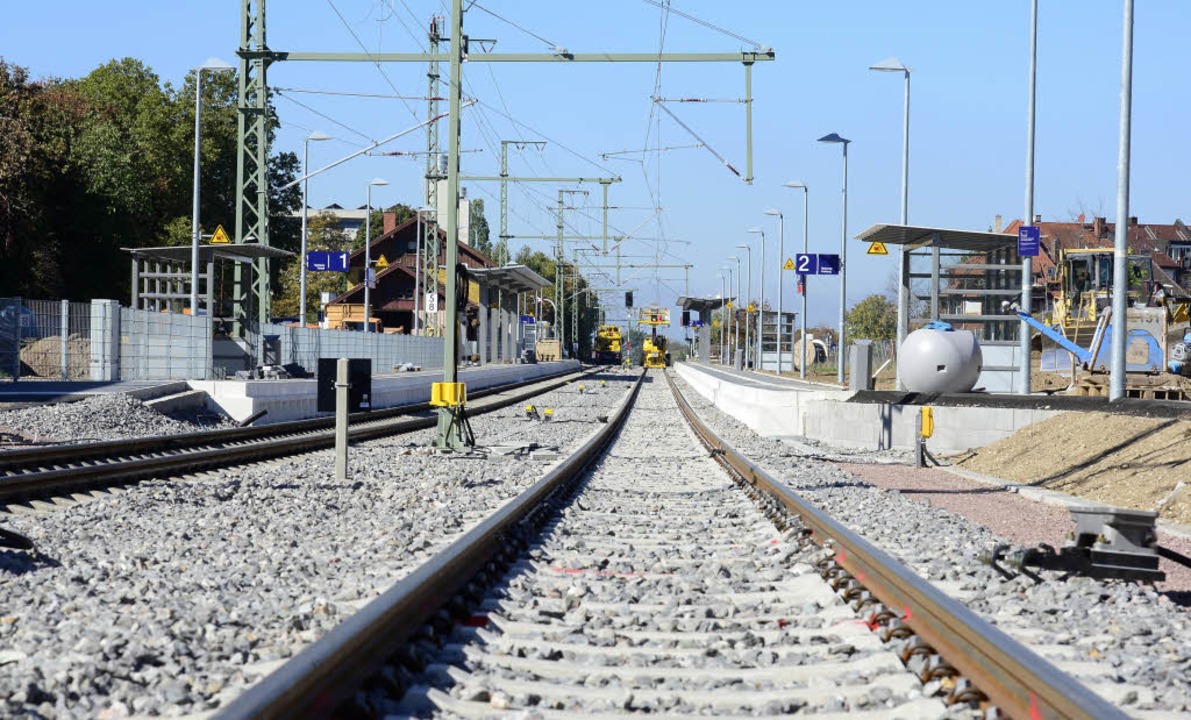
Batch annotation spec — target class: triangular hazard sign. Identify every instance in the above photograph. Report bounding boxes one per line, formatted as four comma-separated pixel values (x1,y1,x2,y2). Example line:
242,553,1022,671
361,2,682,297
782,257,796,271
375,254,389,270
210,225,231,244
867,241,889,256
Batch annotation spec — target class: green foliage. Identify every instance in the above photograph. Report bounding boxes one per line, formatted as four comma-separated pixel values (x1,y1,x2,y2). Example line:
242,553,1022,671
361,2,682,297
846,294,897,342
272,212,351,320
470,198,492,256
353,203,415,250
0,57,300,302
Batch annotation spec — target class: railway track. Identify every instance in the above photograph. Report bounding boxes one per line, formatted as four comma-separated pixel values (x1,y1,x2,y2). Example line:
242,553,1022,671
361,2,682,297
219,371,1123,719
0,366,593,507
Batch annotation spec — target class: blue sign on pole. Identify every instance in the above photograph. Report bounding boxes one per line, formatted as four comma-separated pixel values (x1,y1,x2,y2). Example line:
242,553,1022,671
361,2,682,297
794,253,818,275
1017,226,1040,257
817,254,841,275
307,250,350,272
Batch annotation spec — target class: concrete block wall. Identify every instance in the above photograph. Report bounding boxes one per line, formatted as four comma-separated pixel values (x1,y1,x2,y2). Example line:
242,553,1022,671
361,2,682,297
119,309,212,381
676,363,1060,454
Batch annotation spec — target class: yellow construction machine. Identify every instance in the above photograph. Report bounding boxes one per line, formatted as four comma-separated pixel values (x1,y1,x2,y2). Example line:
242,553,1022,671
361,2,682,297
638,307,671,369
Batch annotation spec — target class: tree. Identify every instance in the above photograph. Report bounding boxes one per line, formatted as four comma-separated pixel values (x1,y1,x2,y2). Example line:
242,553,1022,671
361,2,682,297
846,294,897,342
272,212,352,320
470,198,492,256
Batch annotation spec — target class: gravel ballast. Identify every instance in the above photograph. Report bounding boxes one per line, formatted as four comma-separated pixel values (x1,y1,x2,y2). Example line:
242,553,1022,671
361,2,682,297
0,372,635,718
673,370,1191,715
0,393,231,445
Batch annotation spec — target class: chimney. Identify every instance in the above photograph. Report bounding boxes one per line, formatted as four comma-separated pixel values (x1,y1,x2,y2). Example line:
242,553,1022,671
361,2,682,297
1094,216,1105,238
1033,214,1042,224
1129,216,1138,226
994,214,1003,233
383,211,397,235
1077,213,1086,224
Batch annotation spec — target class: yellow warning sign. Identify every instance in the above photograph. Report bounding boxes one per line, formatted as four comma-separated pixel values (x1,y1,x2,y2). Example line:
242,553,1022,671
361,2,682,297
210,225,231,244
782,257,796,271
726,300,733,309
867,241,889,256
375,254,389,270
747,303,756,314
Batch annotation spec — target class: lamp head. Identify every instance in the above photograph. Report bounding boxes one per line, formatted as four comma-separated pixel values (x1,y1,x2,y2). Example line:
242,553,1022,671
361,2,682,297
199,57,235,71
818,133,851,145
763,208,782,217
784,180,807,190
369,178,390,187
735,244,749,249
869,57,909,73
747,227,763,235
306,131,332,142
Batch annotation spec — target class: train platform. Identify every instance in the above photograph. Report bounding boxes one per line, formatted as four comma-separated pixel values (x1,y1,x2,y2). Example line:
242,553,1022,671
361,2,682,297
0,379,177,407
675,361,1060,454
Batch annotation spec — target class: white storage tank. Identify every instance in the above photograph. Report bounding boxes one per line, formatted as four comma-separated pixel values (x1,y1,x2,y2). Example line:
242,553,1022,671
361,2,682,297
900,322,983,393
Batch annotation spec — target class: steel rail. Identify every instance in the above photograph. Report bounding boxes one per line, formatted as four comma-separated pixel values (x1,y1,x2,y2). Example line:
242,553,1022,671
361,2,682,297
0,368,600,504
664,371,1125,720
0,367,589,473
215,369,647,719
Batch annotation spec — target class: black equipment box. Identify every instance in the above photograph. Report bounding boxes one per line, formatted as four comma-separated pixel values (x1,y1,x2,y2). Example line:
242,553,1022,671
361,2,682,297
317,358,372,413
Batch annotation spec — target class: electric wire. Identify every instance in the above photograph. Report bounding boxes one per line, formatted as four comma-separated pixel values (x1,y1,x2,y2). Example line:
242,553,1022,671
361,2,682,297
639,0,762,49
469,2,562,51
275,90,377,144
272,86,439,101
324,0,422,124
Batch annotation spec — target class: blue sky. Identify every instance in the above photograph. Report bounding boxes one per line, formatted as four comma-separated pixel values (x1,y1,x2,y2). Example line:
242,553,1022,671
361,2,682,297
4,1,1190,329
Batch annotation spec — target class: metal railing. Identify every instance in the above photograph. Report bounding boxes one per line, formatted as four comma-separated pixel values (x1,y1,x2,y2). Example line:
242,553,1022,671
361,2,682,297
0,298,93,381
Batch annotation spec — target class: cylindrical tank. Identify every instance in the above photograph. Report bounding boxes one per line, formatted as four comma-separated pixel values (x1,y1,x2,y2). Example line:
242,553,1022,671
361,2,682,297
900,325,983,393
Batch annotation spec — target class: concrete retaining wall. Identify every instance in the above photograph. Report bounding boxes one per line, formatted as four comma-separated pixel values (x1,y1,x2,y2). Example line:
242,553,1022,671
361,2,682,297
676,362,1059,453
190,360,581,424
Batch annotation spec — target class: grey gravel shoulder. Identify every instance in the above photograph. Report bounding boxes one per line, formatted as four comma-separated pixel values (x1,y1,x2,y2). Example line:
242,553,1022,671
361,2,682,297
670,371,1191,715
0,372,635,719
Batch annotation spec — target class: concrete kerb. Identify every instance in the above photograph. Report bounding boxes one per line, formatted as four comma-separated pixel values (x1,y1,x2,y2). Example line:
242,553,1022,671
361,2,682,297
676,362,1060,455
188,361,582,425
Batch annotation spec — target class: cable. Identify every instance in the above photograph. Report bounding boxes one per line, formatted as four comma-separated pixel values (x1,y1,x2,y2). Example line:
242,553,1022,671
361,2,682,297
274,90,377,143
470,2,562,51
324,0,422,124
639,0,763,49
272,86,439,101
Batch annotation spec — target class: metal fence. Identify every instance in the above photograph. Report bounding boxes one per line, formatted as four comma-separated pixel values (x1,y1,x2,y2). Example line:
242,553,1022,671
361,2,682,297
248,323,445,377
0,298,93,380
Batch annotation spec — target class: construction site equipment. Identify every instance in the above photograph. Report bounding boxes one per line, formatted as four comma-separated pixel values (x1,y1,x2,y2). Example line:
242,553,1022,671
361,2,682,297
323,304,383,333
1017,247,1191,398
535,339,562,362
638,307,671,369
591,325,623,365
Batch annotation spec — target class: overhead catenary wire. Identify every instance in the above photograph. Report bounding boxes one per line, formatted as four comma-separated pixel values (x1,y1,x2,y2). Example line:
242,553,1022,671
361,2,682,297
639,0,763,49
324,0,423,124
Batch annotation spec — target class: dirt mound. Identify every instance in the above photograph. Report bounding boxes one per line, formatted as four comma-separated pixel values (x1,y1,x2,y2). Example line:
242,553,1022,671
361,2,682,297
18,334,90,378
957,411,1191,525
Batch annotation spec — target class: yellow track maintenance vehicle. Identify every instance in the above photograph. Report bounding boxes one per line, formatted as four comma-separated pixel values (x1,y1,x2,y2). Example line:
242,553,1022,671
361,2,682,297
592,324,623,365
638,307,671,369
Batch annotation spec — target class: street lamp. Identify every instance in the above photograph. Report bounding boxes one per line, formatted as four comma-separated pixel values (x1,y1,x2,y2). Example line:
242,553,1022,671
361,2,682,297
728,256,743,368
764,208,784,374
734,245,752,369
747,227,766,371
190,57,234,316
784,181,809,379
818,133,851,385
414,206,436,335
364,178,389,334
718,274,727,364
870,57,911,389
719,264,728,364
299,131,332,327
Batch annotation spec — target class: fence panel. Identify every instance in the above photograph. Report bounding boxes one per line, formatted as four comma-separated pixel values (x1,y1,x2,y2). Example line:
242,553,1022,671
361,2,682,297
17,299,93,379
250,323,445,377
0,298,22,381
119,309,212,381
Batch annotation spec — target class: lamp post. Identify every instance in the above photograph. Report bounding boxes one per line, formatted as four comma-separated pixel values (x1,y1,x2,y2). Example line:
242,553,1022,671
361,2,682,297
414,206,436,335
719,265,728,364
784,181,809,378
1110,0,1135,401
818,133,850,385
869,58,911,389
764,209,784,374
734,245,752,369
747,227,766,371
718,274,727,364
299,131,332,327
364,178,389,334
190,57,233,316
